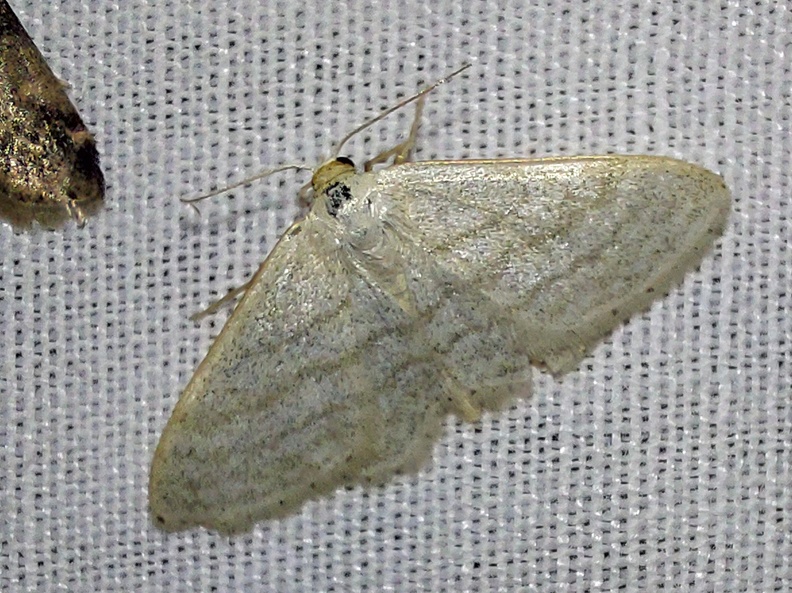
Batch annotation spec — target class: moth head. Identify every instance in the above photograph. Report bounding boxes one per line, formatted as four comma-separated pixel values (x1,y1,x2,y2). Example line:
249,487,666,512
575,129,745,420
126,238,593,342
311,157,357,195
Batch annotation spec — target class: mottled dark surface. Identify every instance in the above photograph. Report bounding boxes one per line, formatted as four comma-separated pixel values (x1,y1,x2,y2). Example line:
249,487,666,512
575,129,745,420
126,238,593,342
0,0,103,228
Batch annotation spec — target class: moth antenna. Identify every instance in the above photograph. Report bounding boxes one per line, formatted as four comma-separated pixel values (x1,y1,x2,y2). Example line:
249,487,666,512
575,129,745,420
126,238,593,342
181,164,312,207
332,63,472,157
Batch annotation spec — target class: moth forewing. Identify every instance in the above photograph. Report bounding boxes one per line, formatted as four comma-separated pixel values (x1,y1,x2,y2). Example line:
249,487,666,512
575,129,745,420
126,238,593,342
378,155,731,372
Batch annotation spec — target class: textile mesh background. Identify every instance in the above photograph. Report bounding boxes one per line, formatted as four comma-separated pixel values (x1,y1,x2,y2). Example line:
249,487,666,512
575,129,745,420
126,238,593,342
1,1,790,591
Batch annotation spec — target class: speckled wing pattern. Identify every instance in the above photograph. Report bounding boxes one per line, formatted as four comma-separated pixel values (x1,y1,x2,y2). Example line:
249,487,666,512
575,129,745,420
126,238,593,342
150,155,729,533
0,1,104,228
150,211,533,533
378,156,731,373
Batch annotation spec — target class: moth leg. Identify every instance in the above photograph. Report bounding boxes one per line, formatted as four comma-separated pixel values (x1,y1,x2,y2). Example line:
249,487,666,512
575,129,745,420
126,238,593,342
190,278,255,321
394,95,426,164
297,179,314,210
363,97,426,171
64,199,88,227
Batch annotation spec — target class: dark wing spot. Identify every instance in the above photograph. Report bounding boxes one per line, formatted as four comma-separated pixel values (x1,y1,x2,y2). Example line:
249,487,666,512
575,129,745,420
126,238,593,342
325,181,354,217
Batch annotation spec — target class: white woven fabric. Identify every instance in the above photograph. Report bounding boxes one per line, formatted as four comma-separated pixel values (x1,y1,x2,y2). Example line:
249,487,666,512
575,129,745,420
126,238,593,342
1,1,789,591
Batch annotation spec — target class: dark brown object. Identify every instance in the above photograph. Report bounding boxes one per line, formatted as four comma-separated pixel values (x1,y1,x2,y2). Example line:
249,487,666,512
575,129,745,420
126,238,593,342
0,1,104,228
